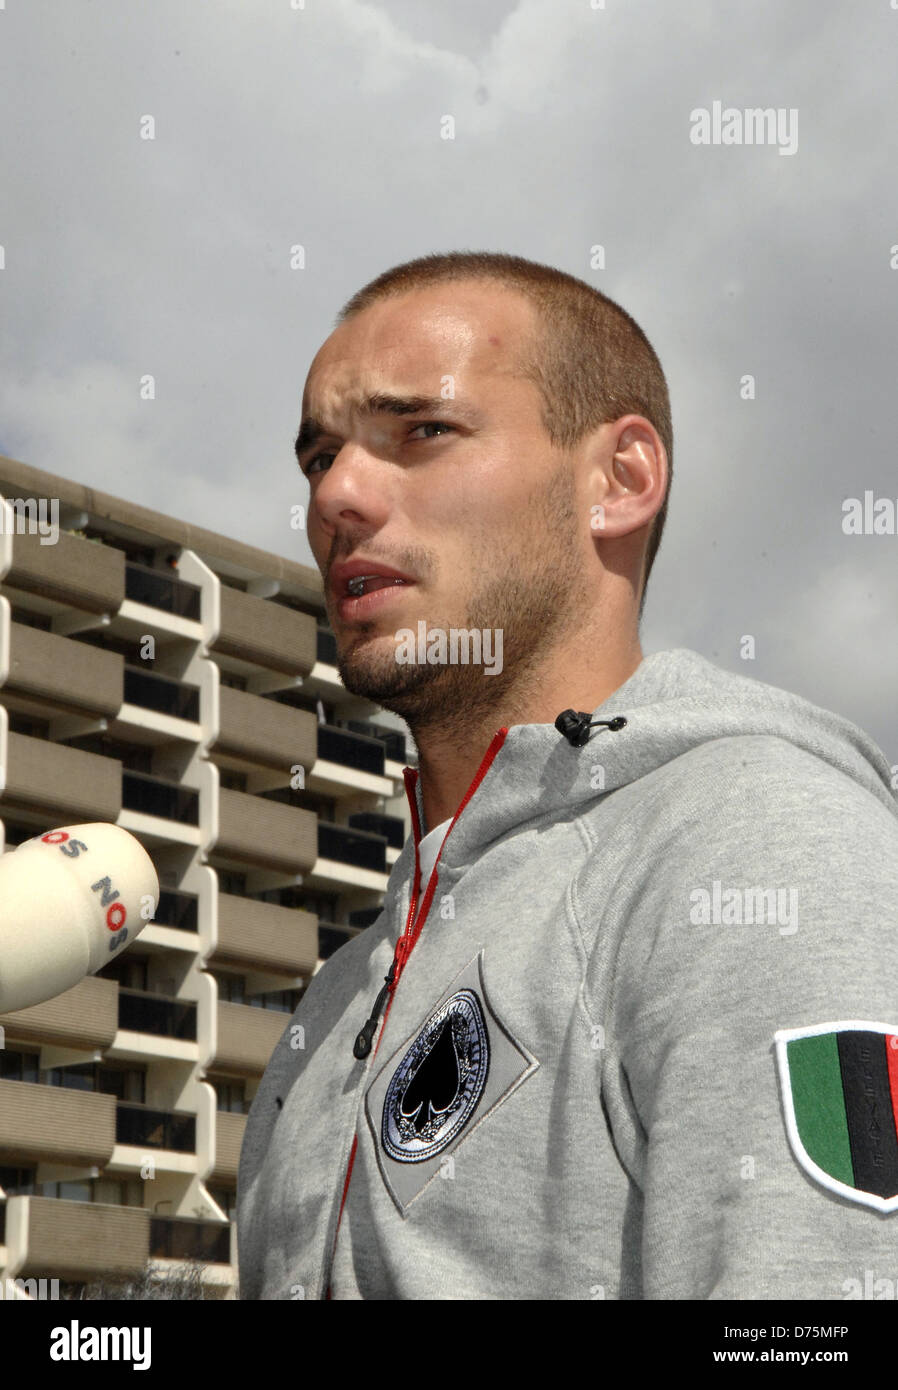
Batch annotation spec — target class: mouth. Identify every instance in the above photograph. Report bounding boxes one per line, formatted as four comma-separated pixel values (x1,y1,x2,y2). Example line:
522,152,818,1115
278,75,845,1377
333,572,416,623
345,574,407,598
329,559,418,622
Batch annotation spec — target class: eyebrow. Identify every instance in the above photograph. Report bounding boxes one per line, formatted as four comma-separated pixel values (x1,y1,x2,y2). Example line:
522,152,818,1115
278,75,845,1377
294,392,472,466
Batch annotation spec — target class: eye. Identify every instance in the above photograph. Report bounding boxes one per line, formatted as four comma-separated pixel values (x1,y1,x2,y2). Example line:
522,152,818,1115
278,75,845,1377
408,421,454,440
301,422,454,478
303,452,335,478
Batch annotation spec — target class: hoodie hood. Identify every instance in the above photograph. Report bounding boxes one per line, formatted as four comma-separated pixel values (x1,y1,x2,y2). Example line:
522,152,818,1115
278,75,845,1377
403,647,897,873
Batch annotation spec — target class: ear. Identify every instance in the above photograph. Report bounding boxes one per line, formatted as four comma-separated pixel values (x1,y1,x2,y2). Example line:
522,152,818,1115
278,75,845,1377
590,416,667,540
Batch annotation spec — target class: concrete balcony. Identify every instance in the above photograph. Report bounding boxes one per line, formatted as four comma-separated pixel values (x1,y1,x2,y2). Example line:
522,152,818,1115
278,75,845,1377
4,1195,149,1279
2,624,123,719
212,687,316,774
3,530,124,614
213,1002,290,1077
214,789,317,875
0,1080,116,1167
214,893,318,976
0,975,119,1050
0,731,121,823
211,587,315,675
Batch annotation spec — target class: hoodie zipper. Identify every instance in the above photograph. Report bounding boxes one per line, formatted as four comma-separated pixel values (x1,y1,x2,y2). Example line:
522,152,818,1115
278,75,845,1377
324,726,509,1298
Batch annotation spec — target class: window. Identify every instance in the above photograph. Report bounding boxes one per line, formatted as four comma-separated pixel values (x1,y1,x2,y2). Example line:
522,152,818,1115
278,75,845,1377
93,1179,129,1205
120,542,157,566
249,988,304,1014
74,631,142,661
10,608,52,630
211,1079,247,1114
208,1185,237,1219
120,747,155,775
209,972,302,1012
217,870,248,895
258,884,312,909
281,791,336,820
1,822,38,848
0,1165,36,1194
43,1063,146,1103
6,713,50,737
39,1177,142,1205
66,732,155,774
285,890,338,918
96,954,149,991
45,1063,94,1092
98,1067,146,1104
0,1049,39,1084
211,972,245,1004
219,770,248,792
43,1180,91,1203
269,690,321,715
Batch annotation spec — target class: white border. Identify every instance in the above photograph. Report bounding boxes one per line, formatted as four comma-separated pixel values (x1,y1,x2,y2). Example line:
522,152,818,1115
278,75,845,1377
774,1020,898,1214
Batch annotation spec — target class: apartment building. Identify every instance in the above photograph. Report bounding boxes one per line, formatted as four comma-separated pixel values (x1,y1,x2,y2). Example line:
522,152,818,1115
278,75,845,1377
0,454,414,1299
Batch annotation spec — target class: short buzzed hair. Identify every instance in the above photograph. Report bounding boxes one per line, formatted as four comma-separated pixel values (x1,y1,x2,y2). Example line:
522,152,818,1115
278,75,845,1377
336,251,672,617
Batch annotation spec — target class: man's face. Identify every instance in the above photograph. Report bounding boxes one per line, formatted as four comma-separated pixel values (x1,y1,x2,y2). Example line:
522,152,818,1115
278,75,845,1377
297,280,590,727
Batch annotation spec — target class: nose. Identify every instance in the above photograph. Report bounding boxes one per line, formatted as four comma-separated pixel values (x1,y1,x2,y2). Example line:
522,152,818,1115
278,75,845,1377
312,444,393,538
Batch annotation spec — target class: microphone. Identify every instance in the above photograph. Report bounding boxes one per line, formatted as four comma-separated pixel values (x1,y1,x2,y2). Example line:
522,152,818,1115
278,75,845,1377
0,823,159,1014
554,710,628,747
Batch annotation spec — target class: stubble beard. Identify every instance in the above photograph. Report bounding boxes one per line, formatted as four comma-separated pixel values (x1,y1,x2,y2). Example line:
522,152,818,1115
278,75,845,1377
334,466,585,744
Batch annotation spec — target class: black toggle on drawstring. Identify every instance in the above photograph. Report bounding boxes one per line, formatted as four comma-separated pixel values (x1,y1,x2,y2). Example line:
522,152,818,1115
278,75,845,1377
554,710,628,747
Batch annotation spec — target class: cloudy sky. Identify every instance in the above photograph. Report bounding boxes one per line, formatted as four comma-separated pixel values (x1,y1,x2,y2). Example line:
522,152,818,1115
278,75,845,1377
1,0,896,758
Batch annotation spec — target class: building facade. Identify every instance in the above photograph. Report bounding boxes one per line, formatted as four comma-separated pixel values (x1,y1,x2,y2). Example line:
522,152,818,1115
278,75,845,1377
0,454,413,1299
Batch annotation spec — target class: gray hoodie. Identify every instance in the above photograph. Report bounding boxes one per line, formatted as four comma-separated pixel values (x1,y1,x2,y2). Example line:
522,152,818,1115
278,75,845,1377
235,647,898,1300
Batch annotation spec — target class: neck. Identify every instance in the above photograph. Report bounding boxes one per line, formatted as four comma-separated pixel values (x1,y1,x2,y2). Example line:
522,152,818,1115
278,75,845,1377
410,630,643,834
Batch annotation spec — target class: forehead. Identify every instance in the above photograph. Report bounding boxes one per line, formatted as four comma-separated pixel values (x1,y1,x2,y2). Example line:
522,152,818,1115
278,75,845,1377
302,282,537,415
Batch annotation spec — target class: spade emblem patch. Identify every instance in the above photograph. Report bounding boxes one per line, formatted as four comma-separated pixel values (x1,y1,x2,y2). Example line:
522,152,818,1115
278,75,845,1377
365,951,539,1213
382,988,490,1163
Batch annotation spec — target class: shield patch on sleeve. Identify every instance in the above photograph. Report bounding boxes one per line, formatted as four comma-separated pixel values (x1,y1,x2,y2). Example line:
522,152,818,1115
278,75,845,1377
775,1021,898,1212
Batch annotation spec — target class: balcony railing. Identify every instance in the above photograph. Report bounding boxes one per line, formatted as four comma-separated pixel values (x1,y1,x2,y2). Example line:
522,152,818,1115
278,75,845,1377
153,889,199,932
316,724,385,776
316,627,338,666
345,719,407,764
122,771,200,824
118,988,197,1041
149,1214,230,1263
348,811,405,850
116,1102,195,1152
125,561,201,619
317,821,387,873
123,666,200,722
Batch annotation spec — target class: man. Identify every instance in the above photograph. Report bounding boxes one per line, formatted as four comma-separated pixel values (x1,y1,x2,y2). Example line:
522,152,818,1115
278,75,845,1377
236,251,898,1300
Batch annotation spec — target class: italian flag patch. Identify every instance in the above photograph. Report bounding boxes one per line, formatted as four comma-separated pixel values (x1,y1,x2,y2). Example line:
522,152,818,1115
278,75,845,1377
775,1021,898,1212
